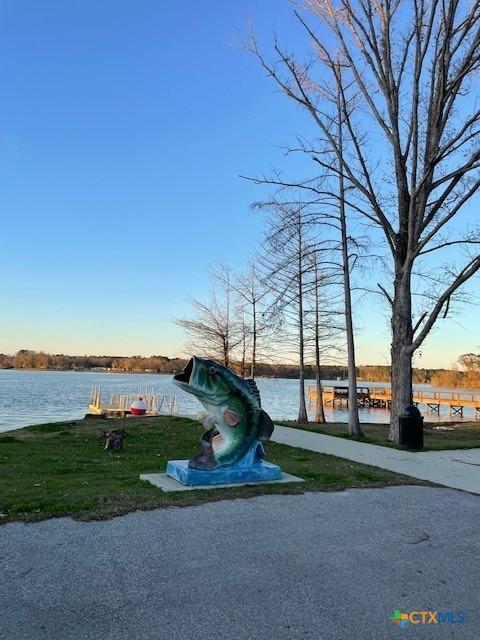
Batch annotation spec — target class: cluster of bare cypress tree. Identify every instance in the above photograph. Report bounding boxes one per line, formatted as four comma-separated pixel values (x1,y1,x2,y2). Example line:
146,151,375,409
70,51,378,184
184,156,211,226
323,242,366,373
175,204,362,432
176,263,274,380
179,0,480,443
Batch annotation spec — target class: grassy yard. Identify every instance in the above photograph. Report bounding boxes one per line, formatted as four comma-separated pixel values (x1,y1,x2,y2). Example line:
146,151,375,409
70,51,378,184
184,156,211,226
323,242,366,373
0,416,425,524
276,420,480,450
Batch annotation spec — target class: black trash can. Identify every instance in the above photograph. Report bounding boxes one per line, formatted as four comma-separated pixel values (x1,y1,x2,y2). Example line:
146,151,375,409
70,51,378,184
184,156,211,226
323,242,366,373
399,405,424,450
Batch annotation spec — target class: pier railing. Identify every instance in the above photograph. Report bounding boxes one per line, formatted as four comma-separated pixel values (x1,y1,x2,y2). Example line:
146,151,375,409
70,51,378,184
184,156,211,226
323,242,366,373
308,385,480,417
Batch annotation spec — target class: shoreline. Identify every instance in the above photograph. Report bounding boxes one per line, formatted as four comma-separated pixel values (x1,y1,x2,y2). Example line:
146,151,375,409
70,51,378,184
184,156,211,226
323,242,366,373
1,371,479,435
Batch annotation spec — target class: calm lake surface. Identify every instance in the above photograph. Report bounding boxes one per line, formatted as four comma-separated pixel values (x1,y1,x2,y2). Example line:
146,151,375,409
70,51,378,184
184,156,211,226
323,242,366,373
0,369,478,433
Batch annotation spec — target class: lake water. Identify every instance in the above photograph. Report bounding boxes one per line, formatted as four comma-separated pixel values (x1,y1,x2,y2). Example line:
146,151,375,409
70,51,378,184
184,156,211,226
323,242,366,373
0,369,478,433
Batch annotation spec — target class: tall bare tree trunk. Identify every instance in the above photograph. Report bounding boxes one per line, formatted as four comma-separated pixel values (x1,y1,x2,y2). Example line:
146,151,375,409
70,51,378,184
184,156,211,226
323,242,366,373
223,338,229,368
314,369,325,423
338,90,362,437
297,220,308,424
225,273,230,368
389,269,414,440
239,308,247,378
250,301,257,379
298,310,308,423
313,257,326,423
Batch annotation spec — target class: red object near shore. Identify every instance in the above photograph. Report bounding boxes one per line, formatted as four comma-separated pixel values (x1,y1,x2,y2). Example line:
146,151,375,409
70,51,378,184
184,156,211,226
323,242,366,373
130,398,147,416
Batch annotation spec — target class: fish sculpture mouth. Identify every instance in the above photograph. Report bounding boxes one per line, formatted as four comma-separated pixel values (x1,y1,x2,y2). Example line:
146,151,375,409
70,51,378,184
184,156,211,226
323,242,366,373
173,356,230,404
174,358,194,385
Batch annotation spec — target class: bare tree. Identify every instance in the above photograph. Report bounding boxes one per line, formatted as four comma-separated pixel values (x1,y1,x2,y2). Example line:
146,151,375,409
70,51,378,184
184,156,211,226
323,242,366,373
176,265,242,367
237,303,250,377
311,254,327,422
250,0,480,440
335,71,363,436
258,198,341,422
259,202,316,423
248,177,363,430
231,262,272,378
306,252,348,423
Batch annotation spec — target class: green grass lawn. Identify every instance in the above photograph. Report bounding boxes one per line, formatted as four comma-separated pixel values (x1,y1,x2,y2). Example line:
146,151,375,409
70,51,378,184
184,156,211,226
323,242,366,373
276,420,480,450
0,416,425,524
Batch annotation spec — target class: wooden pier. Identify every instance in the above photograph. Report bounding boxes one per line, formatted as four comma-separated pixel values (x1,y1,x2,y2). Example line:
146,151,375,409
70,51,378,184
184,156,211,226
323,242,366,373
308,385,480,417
88,386,178,418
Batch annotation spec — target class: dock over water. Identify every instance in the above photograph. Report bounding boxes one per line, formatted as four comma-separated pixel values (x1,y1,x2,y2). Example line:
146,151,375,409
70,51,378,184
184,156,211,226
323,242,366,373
88,386,178,418
308,385,480,418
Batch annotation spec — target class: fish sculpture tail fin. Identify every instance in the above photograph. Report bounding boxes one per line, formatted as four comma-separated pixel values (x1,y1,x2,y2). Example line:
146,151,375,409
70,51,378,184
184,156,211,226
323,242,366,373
257,410,274,442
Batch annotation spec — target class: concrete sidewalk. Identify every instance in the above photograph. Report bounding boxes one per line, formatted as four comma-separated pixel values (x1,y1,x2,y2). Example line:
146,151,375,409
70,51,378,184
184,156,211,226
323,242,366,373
271,425,480,494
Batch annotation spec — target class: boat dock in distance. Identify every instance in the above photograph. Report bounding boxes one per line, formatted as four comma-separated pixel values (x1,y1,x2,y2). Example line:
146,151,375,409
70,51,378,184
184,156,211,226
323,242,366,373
308,385,480,418
87,386,178,419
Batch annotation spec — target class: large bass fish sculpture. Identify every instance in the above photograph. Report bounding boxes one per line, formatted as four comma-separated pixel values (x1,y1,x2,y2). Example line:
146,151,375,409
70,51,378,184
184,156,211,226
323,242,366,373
173,356,274,470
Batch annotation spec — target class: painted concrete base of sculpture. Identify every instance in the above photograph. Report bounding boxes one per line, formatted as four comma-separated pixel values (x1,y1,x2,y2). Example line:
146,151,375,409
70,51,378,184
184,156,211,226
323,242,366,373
140,471,303,492
166,459,282,486
166,439,282,486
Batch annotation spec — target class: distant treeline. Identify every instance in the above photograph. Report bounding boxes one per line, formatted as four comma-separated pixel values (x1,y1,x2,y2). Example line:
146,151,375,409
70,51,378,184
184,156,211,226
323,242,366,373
0,350,185,374
358,363,480,388
2,350,479,387
357,365,433,384
0,350,349,378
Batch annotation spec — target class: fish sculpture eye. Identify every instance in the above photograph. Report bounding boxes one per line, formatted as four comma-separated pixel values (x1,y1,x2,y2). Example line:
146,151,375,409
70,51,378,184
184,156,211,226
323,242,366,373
209,366,217,375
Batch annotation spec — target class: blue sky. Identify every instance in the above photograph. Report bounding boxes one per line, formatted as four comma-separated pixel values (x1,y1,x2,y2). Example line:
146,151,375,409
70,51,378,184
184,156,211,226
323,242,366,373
0,0,478,368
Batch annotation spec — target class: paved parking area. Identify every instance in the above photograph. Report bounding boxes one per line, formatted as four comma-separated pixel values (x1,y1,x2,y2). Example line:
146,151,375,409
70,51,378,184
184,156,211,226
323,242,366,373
0,485,478,639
